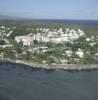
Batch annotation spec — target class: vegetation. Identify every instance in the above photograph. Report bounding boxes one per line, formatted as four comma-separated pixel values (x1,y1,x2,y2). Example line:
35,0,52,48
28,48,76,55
0,40,5,45
0,20,98,64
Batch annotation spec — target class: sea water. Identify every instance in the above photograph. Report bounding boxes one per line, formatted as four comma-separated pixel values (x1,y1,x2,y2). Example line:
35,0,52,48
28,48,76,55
0,63,98,100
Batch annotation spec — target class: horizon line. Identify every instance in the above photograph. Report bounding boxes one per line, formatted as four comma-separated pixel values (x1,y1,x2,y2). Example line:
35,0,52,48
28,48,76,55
0,13,98,21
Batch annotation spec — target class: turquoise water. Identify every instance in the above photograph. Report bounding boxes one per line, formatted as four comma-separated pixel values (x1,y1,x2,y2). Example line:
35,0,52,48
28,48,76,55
0,63,98,100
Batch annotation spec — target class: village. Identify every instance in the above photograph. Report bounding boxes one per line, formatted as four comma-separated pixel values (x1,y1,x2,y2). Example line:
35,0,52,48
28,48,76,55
0,25,98,64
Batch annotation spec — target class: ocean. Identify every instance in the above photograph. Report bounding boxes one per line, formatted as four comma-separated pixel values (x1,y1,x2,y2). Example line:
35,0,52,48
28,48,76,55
0,19,98,28
34,19,98,27
0,63,98,100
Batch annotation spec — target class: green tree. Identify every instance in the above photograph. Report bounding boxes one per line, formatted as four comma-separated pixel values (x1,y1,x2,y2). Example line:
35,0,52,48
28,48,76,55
0,40,5,45
33,39,38,44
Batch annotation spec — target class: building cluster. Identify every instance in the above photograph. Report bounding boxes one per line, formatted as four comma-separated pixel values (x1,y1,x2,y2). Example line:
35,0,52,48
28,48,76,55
1,25,98,64
0,26,15,38
0,26,16,48
15,28,85,46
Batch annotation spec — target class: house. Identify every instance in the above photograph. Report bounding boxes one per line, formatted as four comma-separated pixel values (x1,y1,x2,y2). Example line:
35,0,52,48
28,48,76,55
65,50,73,57
86,38,91,42
32,46,48,54
15,36,33,46
6,30,13,37
75,49,84,58
0,26,5,29
78,29,85,36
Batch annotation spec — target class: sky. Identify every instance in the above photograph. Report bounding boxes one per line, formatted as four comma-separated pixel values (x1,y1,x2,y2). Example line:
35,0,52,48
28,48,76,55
0,0,98,20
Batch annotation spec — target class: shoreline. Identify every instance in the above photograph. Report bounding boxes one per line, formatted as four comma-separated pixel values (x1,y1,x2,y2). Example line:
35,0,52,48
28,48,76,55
0,58,98,71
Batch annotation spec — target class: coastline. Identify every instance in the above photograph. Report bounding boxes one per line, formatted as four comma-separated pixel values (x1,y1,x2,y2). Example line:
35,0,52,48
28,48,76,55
0,58,98,71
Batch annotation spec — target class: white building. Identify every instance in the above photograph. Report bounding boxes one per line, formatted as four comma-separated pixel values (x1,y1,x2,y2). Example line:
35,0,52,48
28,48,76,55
7,30,13,37
65,50,73,57
15,36,33,46
15,28,85,45
78,29,85,36
75,49,84,58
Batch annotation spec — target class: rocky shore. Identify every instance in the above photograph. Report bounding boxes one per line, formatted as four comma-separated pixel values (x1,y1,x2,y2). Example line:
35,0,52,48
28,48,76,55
0,58,98,71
